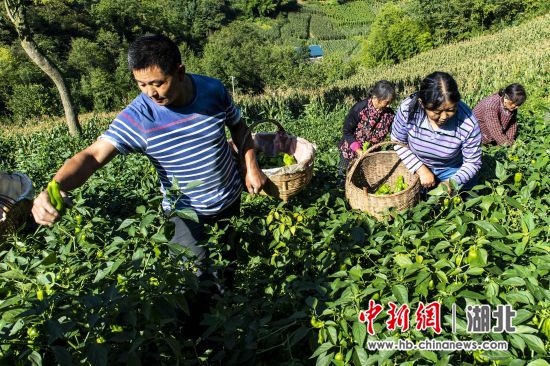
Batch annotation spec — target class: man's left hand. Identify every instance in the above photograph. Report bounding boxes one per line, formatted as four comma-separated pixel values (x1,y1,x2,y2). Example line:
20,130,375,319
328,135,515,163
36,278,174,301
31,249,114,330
245,165,267,195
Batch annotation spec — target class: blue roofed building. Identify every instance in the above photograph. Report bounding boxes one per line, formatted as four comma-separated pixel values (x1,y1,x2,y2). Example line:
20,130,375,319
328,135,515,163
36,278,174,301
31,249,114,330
296,45,324,62
307,45,324,62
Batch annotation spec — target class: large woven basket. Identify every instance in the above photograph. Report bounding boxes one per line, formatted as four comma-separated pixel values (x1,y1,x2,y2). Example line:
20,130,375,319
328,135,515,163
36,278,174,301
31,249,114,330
345,141,420,219
0,172,34,239
232,119,315,201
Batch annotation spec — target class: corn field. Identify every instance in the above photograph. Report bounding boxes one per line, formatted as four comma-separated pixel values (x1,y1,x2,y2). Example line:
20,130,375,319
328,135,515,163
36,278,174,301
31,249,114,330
239,14,550,118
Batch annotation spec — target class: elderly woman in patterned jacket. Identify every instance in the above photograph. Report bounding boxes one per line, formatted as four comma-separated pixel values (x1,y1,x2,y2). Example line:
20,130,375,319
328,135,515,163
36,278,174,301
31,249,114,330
338,80,397,178
473,83,527,146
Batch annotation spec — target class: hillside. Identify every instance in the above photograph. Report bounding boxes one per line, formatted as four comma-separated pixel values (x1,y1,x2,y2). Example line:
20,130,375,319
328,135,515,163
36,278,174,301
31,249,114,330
238,14,550,116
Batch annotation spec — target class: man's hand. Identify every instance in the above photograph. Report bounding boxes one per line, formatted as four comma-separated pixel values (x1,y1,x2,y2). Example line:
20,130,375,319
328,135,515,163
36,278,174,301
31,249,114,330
417,165,436,188
32,189,72,226
245,164,267,195
31,140,118,226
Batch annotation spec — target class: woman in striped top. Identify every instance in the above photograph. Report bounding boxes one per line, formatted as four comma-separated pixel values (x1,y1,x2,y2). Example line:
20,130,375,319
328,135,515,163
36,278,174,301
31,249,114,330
338,80,396,177
473,84,527,146
391,72,482,191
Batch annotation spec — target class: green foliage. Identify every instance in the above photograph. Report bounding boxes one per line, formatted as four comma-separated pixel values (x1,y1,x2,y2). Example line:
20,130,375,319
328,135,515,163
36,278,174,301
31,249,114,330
308,0,377,25
200,22,329,93
231,0,296,18
0,111,548,364
411,0,550,45
80,68,126,112
321,52,358,84
234,14,549,120
67,38,109,73
309,13,344,40
280,12,310,40
317,38,359,56
358,3,432,67
200,22,270,93
5,84,61,121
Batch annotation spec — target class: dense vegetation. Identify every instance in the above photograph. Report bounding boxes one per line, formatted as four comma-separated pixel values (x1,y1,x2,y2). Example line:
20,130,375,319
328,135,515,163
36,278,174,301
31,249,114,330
0,99,548,366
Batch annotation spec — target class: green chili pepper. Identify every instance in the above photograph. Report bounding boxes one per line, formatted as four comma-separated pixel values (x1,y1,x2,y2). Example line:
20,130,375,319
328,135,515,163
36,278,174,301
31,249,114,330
513,172,522,187
47,180,64,213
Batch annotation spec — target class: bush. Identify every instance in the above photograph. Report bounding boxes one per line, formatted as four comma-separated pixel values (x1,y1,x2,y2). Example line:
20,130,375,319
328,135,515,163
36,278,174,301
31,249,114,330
67,38,109,73
358,3,432,67
80,67,132,112
200,22,274,93
5,83,61,122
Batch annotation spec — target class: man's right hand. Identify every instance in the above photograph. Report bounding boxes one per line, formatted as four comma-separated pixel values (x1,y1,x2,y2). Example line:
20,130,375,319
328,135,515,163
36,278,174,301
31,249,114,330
32,188,73,226
417,165,436,188
32,190,61,226
31,140,118,226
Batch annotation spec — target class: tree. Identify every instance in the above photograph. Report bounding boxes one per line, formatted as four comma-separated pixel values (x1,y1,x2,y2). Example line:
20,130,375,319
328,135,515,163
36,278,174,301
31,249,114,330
230,0,296,18
358,3,432,67
200,22,270,93
4,0,81,136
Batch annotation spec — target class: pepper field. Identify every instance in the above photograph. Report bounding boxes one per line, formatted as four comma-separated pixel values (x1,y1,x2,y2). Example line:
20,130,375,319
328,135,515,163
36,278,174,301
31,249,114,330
0,14,549,366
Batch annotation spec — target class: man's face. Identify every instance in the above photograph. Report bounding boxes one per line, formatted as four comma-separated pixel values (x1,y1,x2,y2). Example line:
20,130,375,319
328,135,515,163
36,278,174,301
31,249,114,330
133,65,185,107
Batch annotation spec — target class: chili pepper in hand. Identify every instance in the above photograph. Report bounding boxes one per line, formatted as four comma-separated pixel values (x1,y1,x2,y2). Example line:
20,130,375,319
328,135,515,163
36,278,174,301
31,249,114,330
47,180,65,213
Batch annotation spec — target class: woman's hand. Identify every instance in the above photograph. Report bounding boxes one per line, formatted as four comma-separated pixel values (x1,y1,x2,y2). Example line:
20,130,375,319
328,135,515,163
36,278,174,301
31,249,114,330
417,165,436,188
439,180,452,192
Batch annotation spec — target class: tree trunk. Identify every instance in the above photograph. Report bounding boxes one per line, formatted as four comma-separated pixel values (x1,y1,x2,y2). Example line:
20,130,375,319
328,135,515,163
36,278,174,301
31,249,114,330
4,0,81,137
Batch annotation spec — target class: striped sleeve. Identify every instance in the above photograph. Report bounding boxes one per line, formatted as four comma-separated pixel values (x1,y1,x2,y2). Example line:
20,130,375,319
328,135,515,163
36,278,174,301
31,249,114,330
450,110,482,185
99,109,147,154
391,101,423,173
221,84,241,127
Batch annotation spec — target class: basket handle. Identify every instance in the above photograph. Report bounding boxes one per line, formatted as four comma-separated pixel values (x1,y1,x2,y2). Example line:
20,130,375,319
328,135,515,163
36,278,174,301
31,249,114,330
346,140,410,183
239,119,287,159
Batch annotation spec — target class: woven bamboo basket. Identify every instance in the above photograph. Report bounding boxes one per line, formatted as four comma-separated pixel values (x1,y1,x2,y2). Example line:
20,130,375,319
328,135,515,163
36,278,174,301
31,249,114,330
345,141,420,219
231,119,315,201
0,172,34,239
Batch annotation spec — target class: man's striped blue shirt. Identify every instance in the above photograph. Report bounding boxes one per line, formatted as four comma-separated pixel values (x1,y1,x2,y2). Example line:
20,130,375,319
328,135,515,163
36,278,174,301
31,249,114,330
99,74,242,216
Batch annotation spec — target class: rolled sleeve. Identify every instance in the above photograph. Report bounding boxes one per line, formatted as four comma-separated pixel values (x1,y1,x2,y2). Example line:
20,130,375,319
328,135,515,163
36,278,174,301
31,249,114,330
99,111,147,155
451,123,482,185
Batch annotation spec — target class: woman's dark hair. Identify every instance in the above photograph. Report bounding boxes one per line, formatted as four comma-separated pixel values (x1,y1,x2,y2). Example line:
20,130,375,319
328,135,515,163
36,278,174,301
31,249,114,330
498,83,527,105
128,34,181,75
408,72,461,122
367,80,397,102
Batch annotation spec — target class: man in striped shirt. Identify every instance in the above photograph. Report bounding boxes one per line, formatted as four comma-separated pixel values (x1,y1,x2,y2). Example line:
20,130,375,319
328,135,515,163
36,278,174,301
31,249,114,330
32,34,266,262
391,72,482,191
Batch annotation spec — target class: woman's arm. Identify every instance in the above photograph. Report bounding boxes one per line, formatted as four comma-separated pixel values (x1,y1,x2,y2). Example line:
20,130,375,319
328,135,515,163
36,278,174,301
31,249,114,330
391,103,423,173
391,102,435,188
477,101,512,146
343,100,366,146
505,114,518,142
451,121,482,186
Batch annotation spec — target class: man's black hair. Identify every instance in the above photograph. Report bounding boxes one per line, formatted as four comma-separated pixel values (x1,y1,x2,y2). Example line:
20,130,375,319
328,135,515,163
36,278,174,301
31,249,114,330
128,34,181,75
